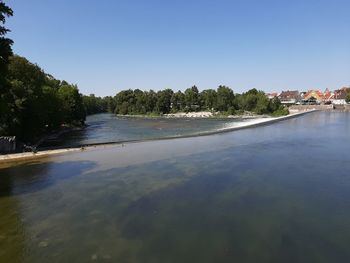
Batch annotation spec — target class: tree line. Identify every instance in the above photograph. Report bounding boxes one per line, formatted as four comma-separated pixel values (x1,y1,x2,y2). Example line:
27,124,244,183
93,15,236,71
96,85,287,117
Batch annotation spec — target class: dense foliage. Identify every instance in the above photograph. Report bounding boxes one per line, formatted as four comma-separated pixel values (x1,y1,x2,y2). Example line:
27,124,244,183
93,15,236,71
0,1,13,132
346,91,350,103
111,87,287,116
0,55,86,142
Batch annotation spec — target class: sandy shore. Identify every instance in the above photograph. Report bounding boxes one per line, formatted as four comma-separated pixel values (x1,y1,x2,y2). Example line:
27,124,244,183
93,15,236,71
0,110,315,165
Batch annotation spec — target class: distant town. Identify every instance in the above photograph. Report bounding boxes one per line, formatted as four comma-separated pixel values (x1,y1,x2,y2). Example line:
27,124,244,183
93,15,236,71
266,87,350,106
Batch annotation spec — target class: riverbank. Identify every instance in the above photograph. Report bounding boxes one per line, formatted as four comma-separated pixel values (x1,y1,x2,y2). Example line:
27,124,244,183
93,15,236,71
0,110,315,166
117,111,273,119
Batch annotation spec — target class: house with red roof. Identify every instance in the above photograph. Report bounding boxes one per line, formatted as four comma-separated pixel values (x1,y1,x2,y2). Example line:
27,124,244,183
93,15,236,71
323,89,335,104
303,90,324,104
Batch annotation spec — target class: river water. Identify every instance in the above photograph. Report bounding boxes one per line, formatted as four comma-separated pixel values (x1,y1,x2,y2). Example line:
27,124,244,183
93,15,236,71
1,111,350,263
39,113,246,149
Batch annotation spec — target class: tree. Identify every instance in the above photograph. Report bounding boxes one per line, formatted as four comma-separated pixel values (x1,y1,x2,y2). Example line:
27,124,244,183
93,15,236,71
346,91,350,103
144,90,158,113
58,84,86,124
235,88,259,112
0,1,13,85
171,90,185,112
83,94,109,115
254,93,270,114
268,96,282,112
0,1,13,134
200,89,217,111
133,89,147,114
104,96,117,113
5,56,48,140
184,85,199,111
156,89,173,113
114,89,134,114
216,85,234,111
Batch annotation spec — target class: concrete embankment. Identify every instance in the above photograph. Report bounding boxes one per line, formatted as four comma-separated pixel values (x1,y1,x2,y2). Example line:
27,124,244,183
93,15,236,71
289,104,350,112
289,105,334,111
0,110,315,166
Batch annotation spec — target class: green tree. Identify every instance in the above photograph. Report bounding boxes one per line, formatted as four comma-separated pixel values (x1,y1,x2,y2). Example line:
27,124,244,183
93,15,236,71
200,89,217,111
268,96,282,112
171,90,185,112
133,89,147,114
346,91,350,103
156,89,173,114
0,1,13,134
143,90,158,113
1,55,88,141
235,88,259,111
41,85,62,129
83,94,109,115
216,85,234,111
103,96,117,113
254,92,270,114
115,89,134,114
6,56,48,140
58,84,86,124
184,85,200,111
0,1,13,86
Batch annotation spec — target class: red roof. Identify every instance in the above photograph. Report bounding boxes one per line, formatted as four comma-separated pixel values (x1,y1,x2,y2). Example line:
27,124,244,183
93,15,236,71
304,90,324,100
279,90,299,100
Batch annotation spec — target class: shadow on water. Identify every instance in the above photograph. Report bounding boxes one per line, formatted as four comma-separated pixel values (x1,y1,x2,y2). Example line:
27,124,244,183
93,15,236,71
109,137,350,263
0,160,97,262
0,160,96,197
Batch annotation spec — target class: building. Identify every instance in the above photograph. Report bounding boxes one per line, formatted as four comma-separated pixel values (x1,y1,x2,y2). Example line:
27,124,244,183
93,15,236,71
278,90,300,105
323,89,335,104
333,87,350,105
266,92,279,99
300,91,307,100
303,90,324,104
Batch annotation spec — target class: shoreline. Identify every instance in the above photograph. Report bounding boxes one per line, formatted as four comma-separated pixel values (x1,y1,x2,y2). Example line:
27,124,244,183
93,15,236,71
116,111,270,119
0,110,315,166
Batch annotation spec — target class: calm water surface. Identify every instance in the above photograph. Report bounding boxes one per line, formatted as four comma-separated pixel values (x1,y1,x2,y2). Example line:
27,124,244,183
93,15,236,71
40,113,244,148
1,111,350,263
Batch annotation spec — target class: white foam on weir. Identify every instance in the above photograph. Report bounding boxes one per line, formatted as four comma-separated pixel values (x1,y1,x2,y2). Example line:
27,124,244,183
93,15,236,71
218,117,273,131
217,110,316,132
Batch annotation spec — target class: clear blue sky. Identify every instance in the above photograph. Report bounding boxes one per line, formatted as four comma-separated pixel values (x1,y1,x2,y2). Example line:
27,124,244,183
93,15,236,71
6,0,350,96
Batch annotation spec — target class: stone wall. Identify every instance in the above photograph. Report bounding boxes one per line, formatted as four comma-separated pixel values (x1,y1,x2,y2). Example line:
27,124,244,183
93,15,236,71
0,136,17,154
289,105,334,111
